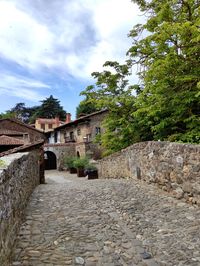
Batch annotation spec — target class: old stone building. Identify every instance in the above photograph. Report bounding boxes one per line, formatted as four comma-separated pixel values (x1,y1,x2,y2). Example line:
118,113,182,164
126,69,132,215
0,135,24,153
0,118,45,154
44,110,108,169
0,118,46,184
34,113,71,132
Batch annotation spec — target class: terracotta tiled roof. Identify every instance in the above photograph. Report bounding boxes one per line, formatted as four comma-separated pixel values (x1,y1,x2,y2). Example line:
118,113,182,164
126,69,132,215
0,135,24,145
0,139,44,157
0,118,44,133
0,129,24,135
55,109,108,130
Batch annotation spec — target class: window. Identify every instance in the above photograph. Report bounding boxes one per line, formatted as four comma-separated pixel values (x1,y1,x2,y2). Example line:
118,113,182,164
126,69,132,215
64,132,69,143
48,123,52,129
77,128,81,136
41,124,45,130
86,134,92,142
95,127,101,135
54,132,58,143
70,131,74,141
23,133,29,143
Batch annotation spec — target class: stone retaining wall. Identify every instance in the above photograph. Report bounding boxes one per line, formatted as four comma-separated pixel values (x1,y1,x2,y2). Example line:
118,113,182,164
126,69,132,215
97,141,200,204
0,152,40,265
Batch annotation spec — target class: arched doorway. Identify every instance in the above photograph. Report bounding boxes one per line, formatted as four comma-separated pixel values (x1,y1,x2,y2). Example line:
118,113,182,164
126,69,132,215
44,151,57,170
77,151,80,158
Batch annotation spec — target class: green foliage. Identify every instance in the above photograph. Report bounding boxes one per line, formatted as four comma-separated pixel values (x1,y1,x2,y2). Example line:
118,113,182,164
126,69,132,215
0,110,16,120
0,160,6,168
63,156,77,168
0,103,40,123
81,61,146,155
81,0,200,155
34,95,66,120
85,163,97,171
76,97,99,118
1,96,67,123
128,0,200,143
73,157,89,169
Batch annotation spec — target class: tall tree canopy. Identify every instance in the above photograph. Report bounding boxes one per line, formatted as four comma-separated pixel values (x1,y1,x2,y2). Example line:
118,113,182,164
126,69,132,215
0,95,66,123
76,97,99,118
81,0,200,155
128,0,200,143
33,95,66,120
0,103,40,123
81,61,145,155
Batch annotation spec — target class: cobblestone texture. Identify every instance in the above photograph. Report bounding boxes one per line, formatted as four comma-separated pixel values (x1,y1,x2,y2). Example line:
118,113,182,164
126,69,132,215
11,170,200,266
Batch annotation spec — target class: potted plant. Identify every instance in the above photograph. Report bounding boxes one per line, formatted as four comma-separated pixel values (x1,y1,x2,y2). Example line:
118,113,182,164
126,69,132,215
63,156,77,173
73,157,89,177
85,164,98,179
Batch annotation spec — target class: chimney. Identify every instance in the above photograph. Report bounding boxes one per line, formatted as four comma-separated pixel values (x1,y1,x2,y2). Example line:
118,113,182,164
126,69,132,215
55,116,60,127
65,113,71,123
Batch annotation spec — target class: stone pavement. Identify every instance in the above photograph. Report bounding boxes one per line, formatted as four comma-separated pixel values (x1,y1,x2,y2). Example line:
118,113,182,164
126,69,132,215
11,170,200,266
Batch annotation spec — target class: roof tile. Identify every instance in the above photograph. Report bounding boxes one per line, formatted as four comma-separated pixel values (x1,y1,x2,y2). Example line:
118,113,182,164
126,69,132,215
0,129,24,135
0,135,24,145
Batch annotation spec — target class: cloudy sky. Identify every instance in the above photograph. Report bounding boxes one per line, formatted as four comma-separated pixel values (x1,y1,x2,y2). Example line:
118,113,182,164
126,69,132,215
0,0,143,118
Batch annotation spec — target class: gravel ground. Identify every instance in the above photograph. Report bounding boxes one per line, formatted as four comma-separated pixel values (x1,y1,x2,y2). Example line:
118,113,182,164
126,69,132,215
11,170,200,266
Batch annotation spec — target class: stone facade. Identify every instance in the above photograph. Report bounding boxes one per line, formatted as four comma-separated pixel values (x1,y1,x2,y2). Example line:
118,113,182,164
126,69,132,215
55,110,107,145
35,117,64,132
97,141,200,205
44,143,75,170
0,118,45,143
0,151,41,265
44,110,108,169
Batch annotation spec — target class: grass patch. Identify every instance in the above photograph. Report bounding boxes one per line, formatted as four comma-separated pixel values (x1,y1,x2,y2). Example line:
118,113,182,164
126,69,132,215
0,159,7,168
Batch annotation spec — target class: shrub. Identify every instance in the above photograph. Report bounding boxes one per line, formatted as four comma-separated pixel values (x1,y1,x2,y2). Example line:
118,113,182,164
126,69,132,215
63,156,76,168
73,157,89,169
85,163,97,171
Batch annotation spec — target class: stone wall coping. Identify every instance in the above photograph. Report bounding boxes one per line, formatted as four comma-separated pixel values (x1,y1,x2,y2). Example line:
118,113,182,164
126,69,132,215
44,143,75,147
0,152,29,170
99,141,200,161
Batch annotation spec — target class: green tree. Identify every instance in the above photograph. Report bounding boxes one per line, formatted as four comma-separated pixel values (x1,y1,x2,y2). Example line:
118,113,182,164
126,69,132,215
76,97,99,118
34,95,66,120
81,61,145,155
81,0,200,155
0,110,16,120
128,0,200,143
10,103,40,123
0,103,40,123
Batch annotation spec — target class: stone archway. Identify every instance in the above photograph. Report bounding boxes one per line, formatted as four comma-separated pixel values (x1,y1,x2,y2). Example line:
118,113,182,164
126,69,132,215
44,151,57,170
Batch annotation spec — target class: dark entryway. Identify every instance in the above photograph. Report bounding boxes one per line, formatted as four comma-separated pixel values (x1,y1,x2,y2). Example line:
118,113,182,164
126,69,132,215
44,151,57,170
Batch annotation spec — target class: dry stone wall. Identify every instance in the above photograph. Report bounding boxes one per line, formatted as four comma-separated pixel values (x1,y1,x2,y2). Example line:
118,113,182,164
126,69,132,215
0,152,40,265
97,141,200,205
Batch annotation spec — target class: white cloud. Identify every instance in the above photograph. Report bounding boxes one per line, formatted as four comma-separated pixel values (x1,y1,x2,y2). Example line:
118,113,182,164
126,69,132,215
64,0,144,78
0,73,50,101
0,0,144,106
0,0,143,75
0,1,55,70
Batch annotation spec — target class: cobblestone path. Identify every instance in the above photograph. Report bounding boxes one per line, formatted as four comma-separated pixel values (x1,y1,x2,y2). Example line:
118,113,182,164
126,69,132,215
11,170,200,266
